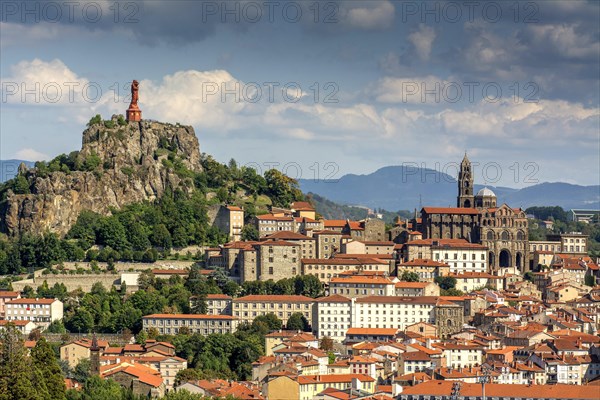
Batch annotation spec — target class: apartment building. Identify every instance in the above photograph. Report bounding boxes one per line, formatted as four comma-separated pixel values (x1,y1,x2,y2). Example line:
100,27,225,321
142,314,238,335
262,231,316,259
0,319,37,335
5,298,63,329
61,338,110,368
255,214,295,237
351,296,464,338
402,239,488,274
232,295,314,327
301,258,391,284
214,205,244,242
437,343,484,368
313,230,345,259
342,240,395,255
205,294,232,315
394,281,440,297
0,291,20,318
397,259,450,282
449,272,503,292
266,373,375,400
313,294,352,342
328,275,396,298
239,241,301,282
351,296,437,331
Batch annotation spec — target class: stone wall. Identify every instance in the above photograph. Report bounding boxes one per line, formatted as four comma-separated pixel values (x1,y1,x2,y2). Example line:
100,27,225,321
13,274,121,292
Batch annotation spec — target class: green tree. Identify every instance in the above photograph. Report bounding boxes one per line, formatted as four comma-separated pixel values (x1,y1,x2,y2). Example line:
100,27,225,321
151,224,172,250
31,338,67,400
174,369,202,386
294,275,323,298
241,224,259,241
72,359,91,384
401,271,420,282
97,216,130,252
13,175,31,194
264,169,304,207
287,312,310,331
79,376,123,400
83,152,101,171
319,336,334,351
253,313,283,331
435,276,457,290
0,325,40,400
441,288,464,296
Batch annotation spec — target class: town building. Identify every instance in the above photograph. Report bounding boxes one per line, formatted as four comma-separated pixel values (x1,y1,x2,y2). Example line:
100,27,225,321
4,297,63,329
399,380,599,400
141,314,238,336
328,275,396,298
397,259,450,282
302,257,391,284
313,294,352,342
215,205,245,242
394,281,440,297
402,238,488,274
0,291,20,318
232,295,314,327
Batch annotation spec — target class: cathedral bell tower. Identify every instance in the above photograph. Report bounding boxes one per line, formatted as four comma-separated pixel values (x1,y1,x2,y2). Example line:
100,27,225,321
457,153,474,208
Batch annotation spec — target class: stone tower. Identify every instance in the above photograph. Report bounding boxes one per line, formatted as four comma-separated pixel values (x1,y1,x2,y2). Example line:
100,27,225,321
457,153,474,208
90,333,100,376
126,80,142,122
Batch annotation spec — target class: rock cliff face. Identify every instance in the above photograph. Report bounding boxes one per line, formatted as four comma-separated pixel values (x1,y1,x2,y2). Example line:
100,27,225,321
1,115,202,236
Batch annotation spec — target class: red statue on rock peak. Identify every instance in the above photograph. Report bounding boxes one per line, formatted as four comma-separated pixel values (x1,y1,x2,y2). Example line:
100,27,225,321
126,80,142,122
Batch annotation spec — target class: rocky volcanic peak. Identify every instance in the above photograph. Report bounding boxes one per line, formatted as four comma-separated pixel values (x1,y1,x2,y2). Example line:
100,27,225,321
1,115,202,236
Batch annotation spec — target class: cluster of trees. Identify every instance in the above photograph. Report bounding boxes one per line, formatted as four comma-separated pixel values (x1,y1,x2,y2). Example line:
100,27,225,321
0,330,66,400
306,193,411,223
20,265,225,334
199,155,304,209
67,190,227,253
0,326,238,400
240,275,324,298
434,276,463,296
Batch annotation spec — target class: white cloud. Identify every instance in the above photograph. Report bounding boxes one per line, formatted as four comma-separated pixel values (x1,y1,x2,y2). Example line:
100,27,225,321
124,70,249,130
341,1,395,30
526,24,600,60
368,75,450,105
1,58,90,106
408,24,436,61
15,148,49,161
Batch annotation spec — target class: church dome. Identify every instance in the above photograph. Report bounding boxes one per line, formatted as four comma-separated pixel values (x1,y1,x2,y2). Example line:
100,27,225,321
477,187,496,197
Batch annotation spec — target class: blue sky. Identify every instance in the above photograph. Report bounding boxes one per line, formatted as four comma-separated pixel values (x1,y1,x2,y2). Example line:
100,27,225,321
1,0,599,187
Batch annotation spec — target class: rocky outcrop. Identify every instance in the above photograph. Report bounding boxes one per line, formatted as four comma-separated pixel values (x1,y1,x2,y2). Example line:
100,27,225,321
1,115,202,236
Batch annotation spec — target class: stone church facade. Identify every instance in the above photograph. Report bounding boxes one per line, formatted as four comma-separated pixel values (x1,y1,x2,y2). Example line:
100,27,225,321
419,154,529,274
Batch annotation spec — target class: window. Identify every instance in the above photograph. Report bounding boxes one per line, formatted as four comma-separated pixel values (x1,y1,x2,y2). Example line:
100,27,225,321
269,267,274,274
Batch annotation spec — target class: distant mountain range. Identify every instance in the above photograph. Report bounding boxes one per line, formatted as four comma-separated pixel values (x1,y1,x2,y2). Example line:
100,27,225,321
300,165,600,212
0,159,35,182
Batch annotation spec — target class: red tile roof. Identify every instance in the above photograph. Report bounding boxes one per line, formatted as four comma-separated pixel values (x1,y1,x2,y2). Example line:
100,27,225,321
330,276,394,285
7,298,57,304
346,328,399,336
142,314,237,320
297,374,375,384
422,207,480,215
401,380,599,399
316,294,352,303
262,231,313,240
234,295,313,303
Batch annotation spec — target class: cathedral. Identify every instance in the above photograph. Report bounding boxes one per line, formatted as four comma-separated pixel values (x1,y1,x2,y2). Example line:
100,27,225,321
418,154,529,274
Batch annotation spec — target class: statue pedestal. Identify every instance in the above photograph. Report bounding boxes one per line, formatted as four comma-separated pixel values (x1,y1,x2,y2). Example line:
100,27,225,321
126,106,142,122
